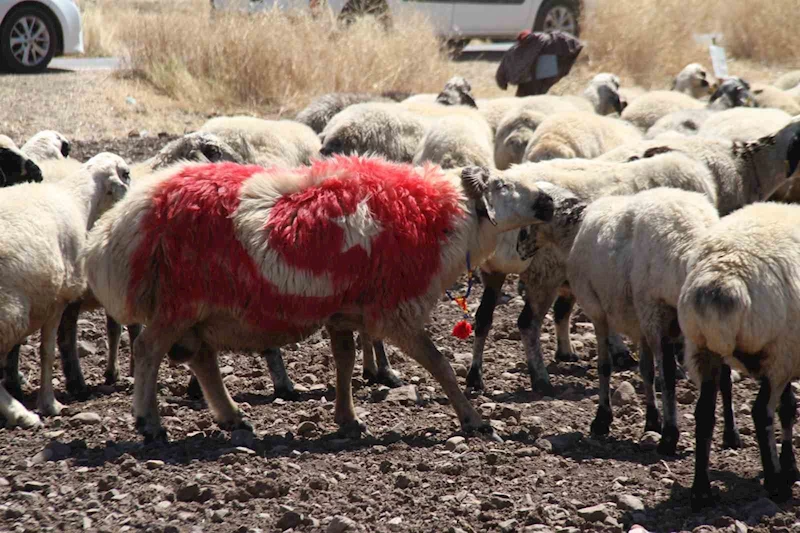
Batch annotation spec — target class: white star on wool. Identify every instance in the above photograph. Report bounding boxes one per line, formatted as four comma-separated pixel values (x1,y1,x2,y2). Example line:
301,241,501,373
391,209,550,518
333,198,382,255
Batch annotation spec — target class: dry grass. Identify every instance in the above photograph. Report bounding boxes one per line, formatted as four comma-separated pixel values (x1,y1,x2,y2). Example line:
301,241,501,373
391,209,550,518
112,4,456,113
580,0,800,87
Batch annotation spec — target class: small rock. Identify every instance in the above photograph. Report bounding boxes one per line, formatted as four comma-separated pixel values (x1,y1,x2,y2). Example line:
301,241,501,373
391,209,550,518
0,477,7,486
617,494,644,512
499,405,522,423
733,521,748,533
446,436,466,452
385,385,420,405
78,340,97,357
231,429,255,449
327,515,358,533
277,509,303,530
499,519,519,533
523,527,555,533
577,503,613,522
490,492,514,509
628,526,650,533
534,439,553,453
211,509,229,523
545,432,583,453
612,381,636,406
677,389,697,405
639,432,661,451
342,462,360,473
394,472,414,489
23,481,48,492
82,516,93,530
731,370,742,383
176,483,201,502
297,421,319,436
70,412,102,425
97,475,117,492
145,460,165,470
309,477,329,491
387,516,403,531
515,447,541,457
219,365,235,375
453,364,468,378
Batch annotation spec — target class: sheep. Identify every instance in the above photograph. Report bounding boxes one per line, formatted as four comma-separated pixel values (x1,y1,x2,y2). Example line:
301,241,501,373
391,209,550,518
295,92,405,134
404,76,477,108
319,102,429,162
773,70,800,91
413,114,494,169
672,63,715,99
467,151,718,395
562,73,627,116
619,85,647,105
566,187,742,456
698,108,792,143
20,130,71,162
0,135,43,186
492,95,591,170
199,117,320,167
523,111,643,163
82,155,556,443
621,91,706,131
678,195,800,510
469,119,800,396
0,153,130,428
750,83,800,115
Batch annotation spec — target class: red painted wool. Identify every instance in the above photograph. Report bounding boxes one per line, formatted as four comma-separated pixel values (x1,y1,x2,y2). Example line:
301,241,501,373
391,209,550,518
127,157,467,332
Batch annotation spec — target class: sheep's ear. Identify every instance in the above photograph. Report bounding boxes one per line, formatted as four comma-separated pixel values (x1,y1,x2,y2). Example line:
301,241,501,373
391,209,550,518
461,92,478,108
558,196,587,226
788,132,800,178
461,165,496,226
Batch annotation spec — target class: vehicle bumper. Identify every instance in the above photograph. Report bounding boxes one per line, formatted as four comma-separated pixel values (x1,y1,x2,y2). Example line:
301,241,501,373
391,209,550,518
59,1,84,55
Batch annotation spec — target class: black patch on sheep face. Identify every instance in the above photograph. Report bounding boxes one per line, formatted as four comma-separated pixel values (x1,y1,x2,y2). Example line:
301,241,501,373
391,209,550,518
516,225,539,260
732,349,764,375
788,132,800,178
61,140,71,158
692,282,738,316
533,192,555,223
642,146,675,159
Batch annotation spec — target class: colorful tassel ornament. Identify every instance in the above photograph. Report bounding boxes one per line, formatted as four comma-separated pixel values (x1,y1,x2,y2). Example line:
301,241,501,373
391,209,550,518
445,253,475,340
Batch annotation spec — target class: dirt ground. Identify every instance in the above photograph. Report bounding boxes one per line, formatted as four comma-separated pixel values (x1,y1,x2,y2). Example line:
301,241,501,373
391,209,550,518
3,64,800,533
0,136,798,533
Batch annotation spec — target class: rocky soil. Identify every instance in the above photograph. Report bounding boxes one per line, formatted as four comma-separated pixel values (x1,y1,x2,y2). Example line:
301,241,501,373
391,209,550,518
2,138,800,533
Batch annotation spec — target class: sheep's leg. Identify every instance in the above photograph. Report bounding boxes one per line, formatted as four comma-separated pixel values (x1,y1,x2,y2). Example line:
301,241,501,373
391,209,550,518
553,291,579,362
690,352,721,512
721,364,742,449
655,334,680,455
752,376,792,501
779,383,800,483
57,300,88,399
638,339,661,434
328,327,366,438
395,330,500,441
0,381,40,428
132,325,185,443
3,345,25,401
186,373,203,400
263,347,298,399
609,333,636,370
466,270,506,393
520,276,563,397
127,324,142,377
37,310,65,417
187,343,252,433
361,332,403,388
590,318,613,436
104,314,122,385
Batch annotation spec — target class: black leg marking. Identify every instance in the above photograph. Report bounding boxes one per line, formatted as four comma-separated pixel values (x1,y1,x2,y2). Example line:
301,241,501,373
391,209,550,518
4,345,24,401
466,271,504,392
373,341,405,388
657,336,679,456
58,300,88,400
264,347,299,400
779,384,799,483
752,378,790,501
186,374,203,400
691,366,720,512
721,364,742,449
553,295,578,362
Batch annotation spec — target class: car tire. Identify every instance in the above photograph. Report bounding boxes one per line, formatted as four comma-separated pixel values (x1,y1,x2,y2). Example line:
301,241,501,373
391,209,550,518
533,0,580,37
0,5,58,74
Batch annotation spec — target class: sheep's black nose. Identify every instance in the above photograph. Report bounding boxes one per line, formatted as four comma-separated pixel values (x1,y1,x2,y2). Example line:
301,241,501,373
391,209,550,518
24,160,43,183
320,146,334,157
61,141,71,158
533,193,554,222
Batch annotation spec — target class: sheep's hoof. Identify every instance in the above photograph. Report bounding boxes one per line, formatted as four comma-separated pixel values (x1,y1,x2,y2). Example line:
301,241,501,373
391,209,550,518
764,473,793,503
657,426,679,456
468,422,503,443
780,444,799,482
375,369,405,388
136,417,168,444
590,407,612,436
690,484,717,512
531,378,555,398
220,418,254,433
465,367,485,393
723,428,743,449
37,399,64,417
337,419,369,439
611,348,637,370
66,379,90,401
274,385,299,401
185,376,203,400
103,368,119,386
8,409,42,429
644,405,662,434
555,350,579,363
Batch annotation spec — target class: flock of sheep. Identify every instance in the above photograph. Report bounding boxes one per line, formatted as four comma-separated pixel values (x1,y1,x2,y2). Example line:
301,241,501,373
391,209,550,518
1,62,800,515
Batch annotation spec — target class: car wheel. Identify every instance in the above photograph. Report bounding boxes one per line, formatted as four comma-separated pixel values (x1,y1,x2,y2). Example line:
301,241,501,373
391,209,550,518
533,0,580,37
0,5,58,74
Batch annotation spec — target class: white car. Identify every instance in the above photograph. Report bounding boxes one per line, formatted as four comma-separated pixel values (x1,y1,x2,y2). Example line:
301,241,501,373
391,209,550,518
212,0,587,45
0,0,83,73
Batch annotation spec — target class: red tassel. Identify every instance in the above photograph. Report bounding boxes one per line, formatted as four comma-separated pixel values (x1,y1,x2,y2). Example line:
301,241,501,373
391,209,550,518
452,320,473,339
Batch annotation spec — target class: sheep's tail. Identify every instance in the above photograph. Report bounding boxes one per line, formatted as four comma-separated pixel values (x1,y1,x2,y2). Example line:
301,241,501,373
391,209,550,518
678,269,750,357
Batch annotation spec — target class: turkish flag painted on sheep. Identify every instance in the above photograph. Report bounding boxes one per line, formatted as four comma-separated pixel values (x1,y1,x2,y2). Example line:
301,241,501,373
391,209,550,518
127,156,466,330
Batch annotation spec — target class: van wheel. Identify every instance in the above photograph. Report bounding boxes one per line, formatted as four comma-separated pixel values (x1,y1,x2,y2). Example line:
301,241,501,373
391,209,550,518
0,5,57,73
533,0,580,37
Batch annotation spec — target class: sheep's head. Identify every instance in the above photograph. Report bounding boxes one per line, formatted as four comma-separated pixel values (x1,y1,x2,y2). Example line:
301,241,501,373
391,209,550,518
85,152,131,204
23,130,71,160
516,181,586,260
151,132,251,170
461,165,554,232
0,142,43,186
770,115,800,180
495,109,547,169
591,73,621,90
673,63,714,99
709,76,755,109
436,76,477,108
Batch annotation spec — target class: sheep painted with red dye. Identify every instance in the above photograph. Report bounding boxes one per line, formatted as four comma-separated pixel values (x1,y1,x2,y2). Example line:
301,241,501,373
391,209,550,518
83,155,556,443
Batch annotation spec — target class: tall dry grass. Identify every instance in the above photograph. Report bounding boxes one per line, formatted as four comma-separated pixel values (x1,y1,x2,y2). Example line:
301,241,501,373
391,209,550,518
581,0,800,87
115,5,456,112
